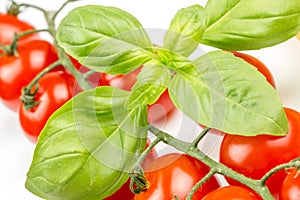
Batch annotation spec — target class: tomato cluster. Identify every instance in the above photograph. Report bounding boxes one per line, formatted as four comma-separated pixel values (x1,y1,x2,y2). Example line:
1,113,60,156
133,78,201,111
0,13,73,143
1,8,299,200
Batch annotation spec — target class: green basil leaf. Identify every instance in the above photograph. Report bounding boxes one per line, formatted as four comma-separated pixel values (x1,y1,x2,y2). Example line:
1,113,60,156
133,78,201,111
56,5,155,74
163,5,206,57
169,51,288,136
126,63,172,109
25,86,148,200
201,0,300,50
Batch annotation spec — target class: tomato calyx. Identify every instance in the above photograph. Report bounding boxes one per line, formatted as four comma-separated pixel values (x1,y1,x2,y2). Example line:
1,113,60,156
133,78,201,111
21,85,40,110
20,60,63,110
130,167,150,194
1,33,19,56
128,138,161,195
7,1,21,16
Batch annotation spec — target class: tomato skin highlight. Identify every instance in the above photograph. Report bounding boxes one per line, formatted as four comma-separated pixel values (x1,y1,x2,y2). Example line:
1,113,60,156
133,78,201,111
134,153,220,200
220,107,300,197
0,40,61,111
280,168,300,200
0,13,39,46
19,71,75,143
201,186,259,200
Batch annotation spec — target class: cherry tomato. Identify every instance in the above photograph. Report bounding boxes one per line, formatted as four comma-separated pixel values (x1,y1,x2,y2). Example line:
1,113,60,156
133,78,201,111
232,51,276,88
201,186,258,200
19,71,74,143
134,153,220,200
0,13,39,46
105,140,158,200
280,168,300,200
220,107,300,196
0,40,61,111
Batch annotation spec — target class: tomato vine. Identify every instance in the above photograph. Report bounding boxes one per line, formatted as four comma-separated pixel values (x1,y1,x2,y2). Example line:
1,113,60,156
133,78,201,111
1,0,300,199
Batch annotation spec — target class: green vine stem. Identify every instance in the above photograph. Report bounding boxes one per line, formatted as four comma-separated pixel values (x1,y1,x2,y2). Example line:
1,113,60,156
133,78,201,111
260,159,300,186
1,29,48,56
137,136,162,168
15,1,92,91
186,169,216,200
21,60,62,110
52,0,82,20
130,136,163,194
190,127,211,148
148,124,274,200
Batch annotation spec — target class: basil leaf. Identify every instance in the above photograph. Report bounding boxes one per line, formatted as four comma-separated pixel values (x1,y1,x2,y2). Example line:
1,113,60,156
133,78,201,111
201,0,300,50
56,5,155,74
169,51,288,136
126,63,172,109
25,87,148,200
163,5,206,57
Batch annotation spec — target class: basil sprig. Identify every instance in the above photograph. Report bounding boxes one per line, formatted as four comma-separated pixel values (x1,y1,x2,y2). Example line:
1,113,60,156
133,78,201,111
25,1,300,199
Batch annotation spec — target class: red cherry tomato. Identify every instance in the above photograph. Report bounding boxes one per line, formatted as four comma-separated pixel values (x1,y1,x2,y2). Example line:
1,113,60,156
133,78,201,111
134,153,220,200
220,107,300,196
19,71,74,143
0,13,39,46
0,40,61,111
280,168,300,200
232,51,276,88
201,186,258,200
105,140,158,200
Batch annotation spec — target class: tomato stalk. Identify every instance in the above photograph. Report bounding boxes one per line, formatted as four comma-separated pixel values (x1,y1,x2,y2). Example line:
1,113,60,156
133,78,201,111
147,124,275,200
190,127,211,148
14,0,92,91
7,1,20,16
130,167,150,194
0,29,48,56
130,136,162,194
21,60,62,110
186,169,216,200
260,159,300,186
52,0,82,20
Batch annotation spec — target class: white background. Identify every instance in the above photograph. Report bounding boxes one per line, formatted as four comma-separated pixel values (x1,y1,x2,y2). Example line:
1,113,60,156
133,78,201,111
1,0,300,199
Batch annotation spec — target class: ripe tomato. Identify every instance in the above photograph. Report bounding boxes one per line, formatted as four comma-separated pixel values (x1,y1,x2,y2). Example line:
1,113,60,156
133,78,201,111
72,60,175,123
0,13,39,46
0,40,61,111
201,186,258,200
105,140,158,200
232,51,276,88
280,168,300,200
19,71,74,143
134,153,220,200
220,107,300,197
